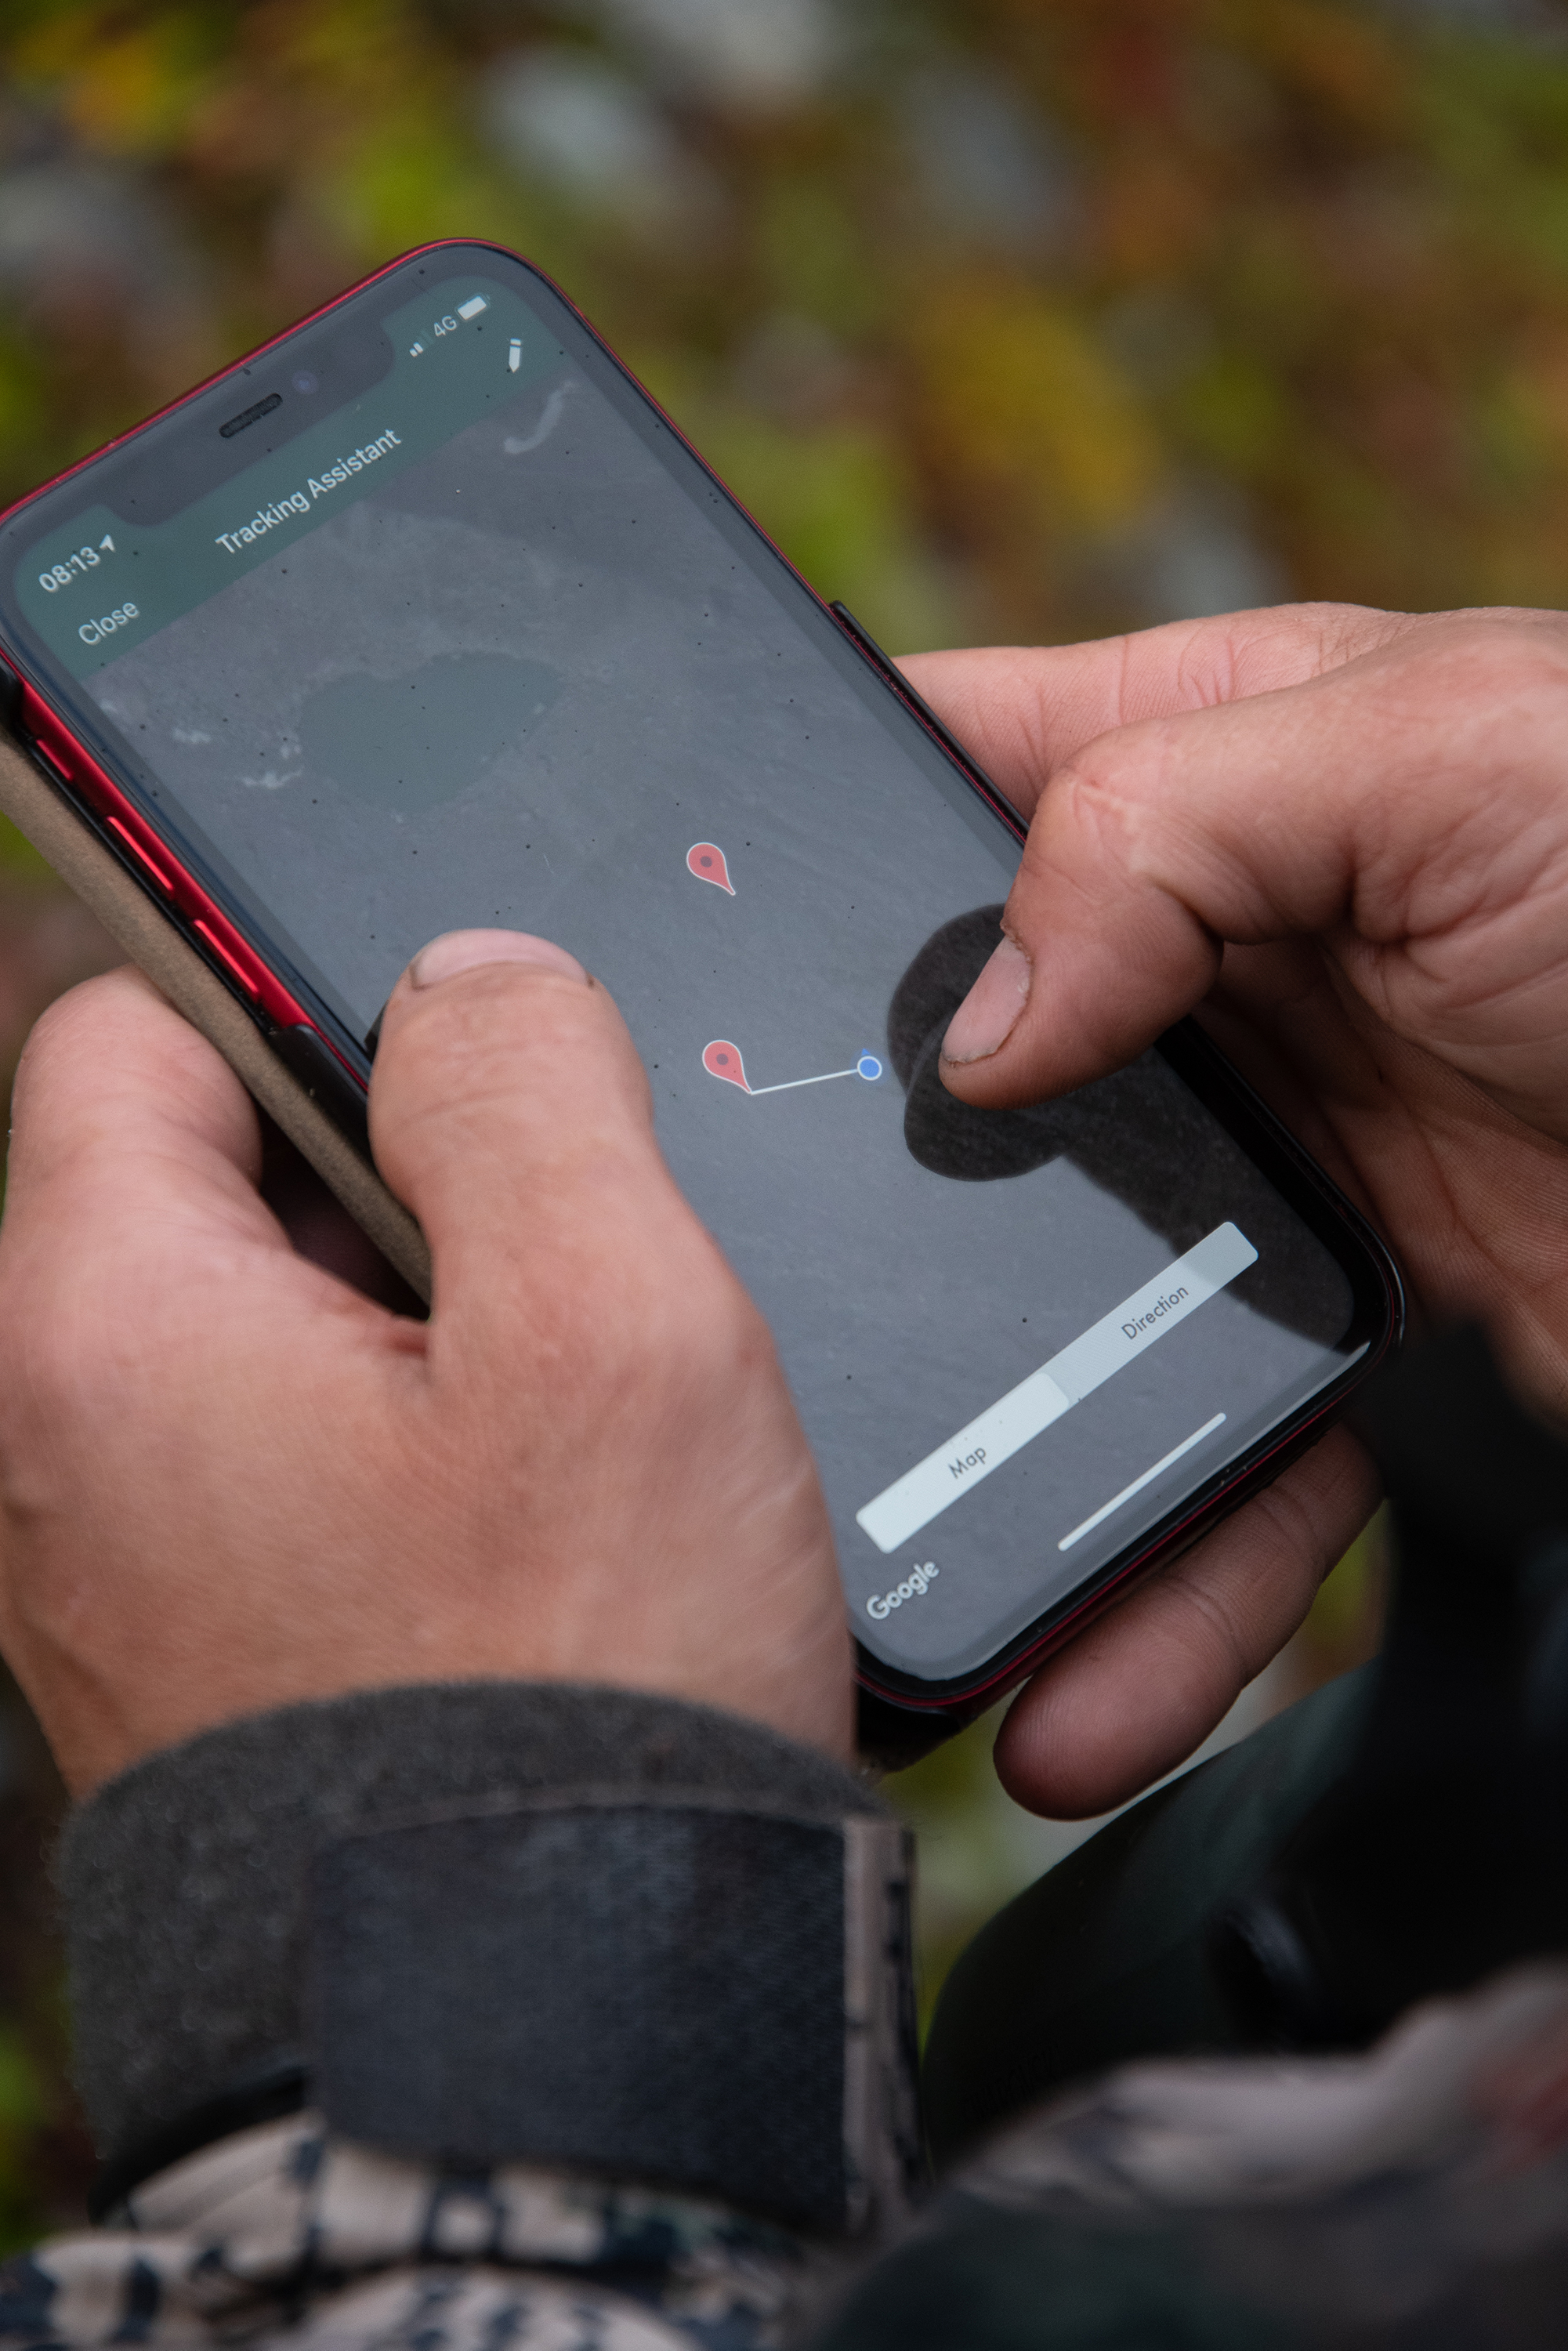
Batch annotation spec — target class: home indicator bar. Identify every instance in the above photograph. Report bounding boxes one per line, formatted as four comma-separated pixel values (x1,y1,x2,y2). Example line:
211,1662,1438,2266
855,1223,1258,1555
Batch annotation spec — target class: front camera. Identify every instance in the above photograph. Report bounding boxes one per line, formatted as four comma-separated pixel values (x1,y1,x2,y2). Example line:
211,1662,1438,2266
292,370,320,396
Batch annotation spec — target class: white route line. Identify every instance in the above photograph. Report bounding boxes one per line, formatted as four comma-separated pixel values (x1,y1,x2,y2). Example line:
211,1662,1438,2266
1057,1413,1227,1552
746,1065,863,1096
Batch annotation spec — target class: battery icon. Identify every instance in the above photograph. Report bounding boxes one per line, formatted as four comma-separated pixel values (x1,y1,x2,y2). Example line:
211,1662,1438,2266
508,339,522,372
458,295,488,321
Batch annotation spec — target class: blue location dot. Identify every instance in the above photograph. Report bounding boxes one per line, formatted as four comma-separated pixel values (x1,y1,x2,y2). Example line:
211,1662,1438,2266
856,1052,884,1081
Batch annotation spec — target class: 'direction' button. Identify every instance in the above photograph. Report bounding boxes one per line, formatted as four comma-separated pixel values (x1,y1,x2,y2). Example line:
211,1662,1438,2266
1046,1223,1258,1404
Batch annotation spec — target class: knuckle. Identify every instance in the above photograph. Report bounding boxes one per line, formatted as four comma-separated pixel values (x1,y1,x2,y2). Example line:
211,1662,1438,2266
1029,734,1167,888
1055,725,1169,817
1305,600,1401,669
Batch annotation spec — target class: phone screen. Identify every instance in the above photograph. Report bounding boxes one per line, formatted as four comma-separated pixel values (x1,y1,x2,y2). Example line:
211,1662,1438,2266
3,250,1389,1690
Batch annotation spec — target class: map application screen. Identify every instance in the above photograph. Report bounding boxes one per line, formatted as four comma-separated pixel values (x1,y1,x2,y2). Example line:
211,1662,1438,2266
9,253,1373,1684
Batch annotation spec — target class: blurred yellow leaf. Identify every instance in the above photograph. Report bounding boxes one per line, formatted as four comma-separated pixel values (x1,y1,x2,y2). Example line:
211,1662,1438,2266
913,279,1163,540
760,179,882,337
1177,348,1291,477
317,115,518,266
16,7,213,158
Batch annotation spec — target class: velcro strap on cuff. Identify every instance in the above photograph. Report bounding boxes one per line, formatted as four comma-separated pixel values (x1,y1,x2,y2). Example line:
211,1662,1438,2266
307,1793,918,2233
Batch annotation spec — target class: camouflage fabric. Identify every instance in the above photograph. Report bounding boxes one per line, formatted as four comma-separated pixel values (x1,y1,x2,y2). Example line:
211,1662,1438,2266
820,1962,1568,2348
0,2114,842,2351
9,1966,1568,2351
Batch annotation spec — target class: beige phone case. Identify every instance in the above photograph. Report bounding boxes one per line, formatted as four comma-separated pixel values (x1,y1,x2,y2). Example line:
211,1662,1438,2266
0,726,432,1301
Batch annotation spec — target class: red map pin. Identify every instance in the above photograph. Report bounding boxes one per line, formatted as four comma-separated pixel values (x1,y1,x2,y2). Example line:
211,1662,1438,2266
703,1040,750,1091
686,842,735,894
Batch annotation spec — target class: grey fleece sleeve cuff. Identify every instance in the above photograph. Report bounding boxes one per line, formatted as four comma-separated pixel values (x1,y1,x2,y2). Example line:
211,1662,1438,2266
59,1683,918,2233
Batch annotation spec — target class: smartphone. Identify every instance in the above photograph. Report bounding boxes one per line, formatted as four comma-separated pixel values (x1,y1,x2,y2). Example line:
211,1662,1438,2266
0,241,1402,1759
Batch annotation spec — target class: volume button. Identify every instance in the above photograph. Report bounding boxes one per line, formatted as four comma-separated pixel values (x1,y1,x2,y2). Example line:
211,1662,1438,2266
193,918,262,998
106,817,176,893
30,738,71,784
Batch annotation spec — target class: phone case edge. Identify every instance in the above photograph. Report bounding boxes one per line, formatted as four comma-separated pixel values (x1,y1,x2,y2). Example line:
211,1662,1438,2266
0,727,432,1301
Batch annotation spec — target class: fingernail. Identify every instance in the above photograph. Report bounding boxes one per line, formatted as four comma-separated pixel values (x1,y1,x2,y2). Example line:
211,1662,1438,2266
942,935,1033,1064
409,929,586,989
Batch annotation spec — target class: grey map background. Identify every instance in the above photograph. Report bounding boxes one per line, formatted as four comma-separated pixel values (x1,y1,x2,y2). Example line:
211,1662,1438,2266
90,357,1349,1679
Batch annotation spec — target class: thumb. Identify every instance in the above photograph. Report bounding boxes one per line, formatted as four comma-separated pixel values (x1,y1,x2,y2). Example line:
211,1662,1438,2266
362,928,849,1758
370,929,697,1347
936,676,1353,1106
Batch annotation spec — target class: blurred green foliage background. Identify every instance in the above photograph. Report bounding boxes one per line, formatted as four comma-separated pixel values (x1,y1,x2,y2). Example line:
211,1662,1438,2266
0,0,1561,2247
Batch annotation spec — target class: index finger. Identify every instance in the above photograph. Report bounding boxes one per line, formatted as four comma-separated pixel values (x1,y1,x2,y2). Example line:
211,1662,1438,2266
994,1425,1378,1817
897,601,1403,819
1,968,355,1328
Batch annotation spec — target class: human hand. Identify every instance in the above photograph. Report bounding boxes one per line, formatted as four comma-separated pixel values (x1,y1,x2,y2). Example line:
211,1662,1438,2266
902,605,1568,1816
0,933,849,1795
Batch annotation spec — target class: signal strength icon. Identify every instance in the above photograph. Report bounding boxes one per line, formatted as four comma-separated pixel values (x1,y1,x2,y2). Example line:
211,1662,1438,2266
408,339,425,357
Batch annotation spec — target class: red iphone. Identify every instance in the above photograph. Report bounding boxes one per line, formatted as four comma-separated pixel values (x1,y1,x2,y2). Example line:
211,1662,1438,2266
0,243,1402,1757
